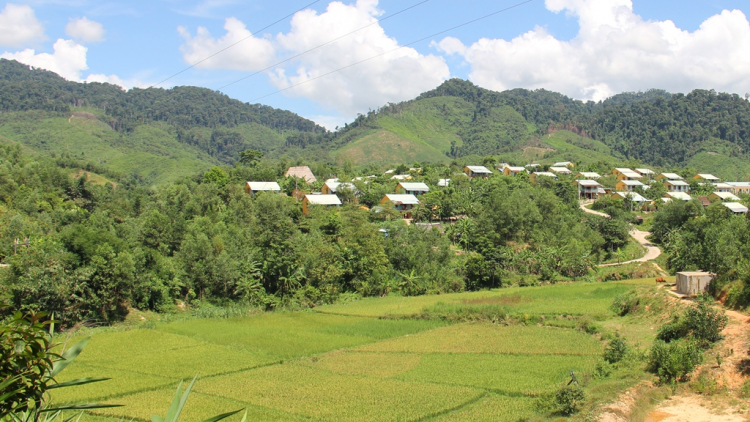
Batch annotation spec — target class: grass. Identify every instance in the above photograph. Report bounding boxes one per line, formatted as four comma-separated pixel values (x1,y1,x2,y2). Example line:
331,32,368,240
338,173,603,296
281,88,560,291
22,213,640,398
54,281,672,422
601,238,648,264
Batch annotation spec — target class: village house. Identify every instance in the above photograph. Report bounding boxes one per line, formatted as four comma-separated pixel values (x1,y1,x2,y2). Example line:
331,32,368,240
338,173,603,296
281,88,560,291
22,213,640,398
553,161,575,168
723,202,749,214
611,191,648,206
285,166,317,183
391,174,413,181
665,180,690,193
396,182,430,196
664,192,692,201
381,194,420,218
463,166,493,179
616,180,646,192
575,171,601,179
549,166,573,175
613,168,643,181
694,173,721,182
575,180,603,200
302,194,342,215
635,168,655,178
503,166,527,176
712,182,733,193
530,172,557,182
245,182,281,196
709,192,741,202
437,179,451,187
656,172,683,181
696,196,711,207
321,181,357,195
726,182,750,195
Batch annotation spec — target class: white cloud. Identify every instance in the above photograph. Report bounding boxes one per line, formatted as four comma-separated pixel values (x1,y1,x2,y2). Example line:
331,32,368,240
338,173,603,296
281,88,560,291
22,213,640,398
269,0,450,116
1,38,145,89
0,4,45,47
1,39,88,81
178,17,276,71
438,0,750,102
66,17,106,43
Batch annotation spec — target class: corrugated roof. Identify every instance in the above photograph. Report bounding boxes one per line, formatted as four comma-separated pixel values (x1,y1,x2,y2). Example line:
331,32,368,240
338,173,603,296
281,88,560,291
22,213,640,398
613,192,648,202
577,180,602,187
506,166,526,172
398,182,430,191
533,172,557,178
712,192,740,201
437,179,450,187
465,166,493,174
285,166,317,183
635,168,655,175
666,192,692,201
667,180,690,186
577,172,601,179
384,194,420,205
325,182,356,193
247,182,281,191
619,180,645,186
697,174,720,180
553,161,573,167
723,202,749,213
305,195,342,205
726,182,750,187
391,174,412,180
550,167,572,173
659,173,683,180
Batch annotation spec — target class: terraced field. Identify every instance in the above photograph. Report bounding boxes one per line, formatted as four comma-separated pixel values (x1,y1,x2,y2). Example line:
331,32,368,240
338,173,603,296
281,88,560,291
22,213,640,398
55,280,659,422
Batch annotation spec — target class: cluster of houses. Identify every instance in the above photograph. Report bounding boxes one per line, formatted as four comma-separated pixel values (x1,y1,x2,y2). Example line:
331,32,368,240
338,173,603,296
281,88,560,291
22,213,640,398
245,163,750,217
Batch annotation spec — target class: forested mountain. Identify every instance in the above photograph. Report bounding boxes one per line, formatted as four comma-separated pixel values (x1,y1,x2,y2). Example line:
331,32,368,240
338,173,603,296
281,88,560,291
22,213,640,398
3,59,750,181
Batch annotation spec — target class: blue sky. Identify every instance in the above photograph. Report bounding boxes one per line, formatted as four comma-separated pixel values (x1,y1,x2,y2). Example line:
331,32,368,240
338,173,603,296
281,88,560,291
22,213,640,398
1,0,749,128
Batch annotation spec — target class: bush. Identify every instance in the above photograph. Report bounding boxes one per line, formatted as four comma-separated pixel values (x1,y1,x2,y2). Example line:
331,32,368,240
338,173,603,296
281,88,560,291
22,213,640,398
604,335,629,364
691,369,721,395
594,360,613,379
685,300,727,347
555,384,586,416
656,317,689,343
576,316,601,335
647,339,703,383
739,379,750,398
611,291,640,316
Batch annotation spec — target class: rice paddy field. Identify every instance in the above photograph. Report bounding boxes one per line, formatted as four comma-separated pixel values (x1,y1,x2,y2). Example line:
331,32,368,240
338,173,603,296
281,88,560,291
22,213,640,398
54,279,665,422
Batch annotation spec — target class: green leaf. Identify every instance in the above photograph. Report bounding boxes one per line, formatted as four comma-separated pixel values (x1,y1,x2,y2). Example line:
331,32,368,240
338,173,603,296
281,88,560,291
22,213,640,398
48,337,90,378
47,377,111,389
40,403,123,412
199,409,244,422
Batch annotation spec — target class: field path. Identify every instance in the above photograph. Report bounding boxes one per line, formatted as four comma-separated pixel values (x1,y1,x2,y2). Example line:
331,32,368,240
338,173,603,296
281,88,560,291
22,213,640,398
579,201,663,267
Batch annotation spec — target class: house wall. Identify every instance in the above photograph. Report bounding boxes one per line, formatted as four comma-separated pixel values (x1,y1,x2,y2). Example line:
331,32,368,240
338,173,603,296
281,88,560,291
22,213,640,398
676,273,713,296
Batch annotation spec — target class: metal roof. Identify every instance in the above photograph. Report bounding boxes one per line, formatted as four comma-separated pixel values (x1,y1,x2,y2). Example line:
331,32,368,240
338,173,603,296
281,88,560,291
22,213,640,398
635,168,655,175
712,192,740,201
437,179,450,187
246,182,281,191
384,194,420,205
577,172,601,179
577,180,602,187
697,174,720,180
613,192,648,202
533,172,557,178
325,182,356,193
666,180,690,186
505,166,526,172
553,161,573,167
666,192,692,201
465,166,493,174
723,202,749,213
285,166,317,183
619,180,645,186
659,173,683,180
726,182,750,187
391,174,412,180
550,166,572,173
398,182,430,191
305,195,342,205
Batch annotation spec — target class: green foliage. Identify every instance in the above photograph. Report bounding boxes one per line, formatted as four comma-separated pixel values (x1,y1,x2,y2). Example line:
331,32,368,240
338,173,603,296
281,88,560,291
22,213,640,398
647,339,703,383
151,375,244,422
554,384,586,416
603,335,629,364
611,291,641,316
656,300,727,347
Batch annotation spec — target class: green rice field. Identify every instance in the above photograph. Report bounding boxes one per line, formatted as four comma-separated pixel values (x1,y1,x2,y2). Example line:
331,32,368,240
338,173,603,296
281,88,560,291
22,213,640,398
54,280,660,422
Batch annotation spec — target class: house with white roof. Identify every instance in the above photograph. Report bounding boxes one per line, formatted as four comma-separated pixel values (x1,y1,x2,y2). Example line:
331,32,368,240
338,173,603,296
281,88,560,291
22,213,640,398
694,174,721,182
710,192,741,202
575,180,603,200
613,168,643,180
463,166,493,179
712,183,733,193
245,182,281,196
381,194,421,218
550,166,573,175
302,194,342,215
576,172,601,179
723,202,749,214
635,168,655,177
665,180,690,193
726,182,750,195
657,173,683,181
503,166,527,176
664,192,692,201
530,172,558,182
391,174,413,181
396,182,430,196
321,181,357,195
437,179,451,187
616,180,646,192
612,192,649,205
553,161,575,168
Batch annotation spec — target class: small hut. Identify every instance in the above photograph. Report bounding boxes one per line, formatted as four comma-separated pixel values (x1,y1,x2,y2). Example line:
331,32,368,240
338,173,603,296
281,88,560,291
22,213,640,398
676,271,713,296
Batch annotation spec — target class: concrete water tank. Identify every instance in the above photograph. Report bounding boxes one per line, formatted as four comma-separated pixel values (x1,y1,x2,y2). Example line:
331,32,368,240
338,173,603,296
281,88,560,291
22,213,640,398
676,272,713,296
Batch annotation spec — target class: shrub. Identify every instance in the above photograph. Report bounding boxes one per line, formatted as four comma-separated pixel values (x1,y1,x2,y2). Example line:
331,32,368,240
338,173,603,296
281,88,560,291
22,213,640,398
576,316,601,335
691,369,721,395
594,360,613,379
684,300,727,347
611,291,640,316
647,339,703,383
554,384,586,416
656,317,689,343
739,379,750,398
603,335,629,364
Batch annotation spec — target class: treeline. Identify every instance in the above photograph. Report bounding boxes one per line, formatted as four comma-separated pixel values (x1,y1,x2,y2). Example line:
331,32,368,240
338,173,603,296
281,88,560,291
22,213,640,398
0,146,631,327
